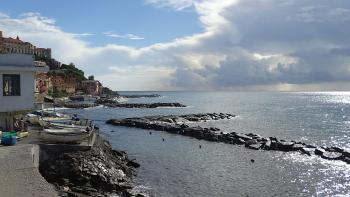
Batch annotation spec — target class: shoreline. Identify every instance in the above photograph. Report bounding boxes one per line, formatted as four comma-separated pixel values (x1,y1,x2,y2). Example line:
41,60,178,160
39,134,144,197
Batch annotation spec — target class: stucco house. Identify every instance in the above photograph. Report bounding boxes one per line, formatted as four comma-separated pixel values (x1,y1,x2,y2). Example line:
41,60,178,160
81,80,103,96
0,54,48,130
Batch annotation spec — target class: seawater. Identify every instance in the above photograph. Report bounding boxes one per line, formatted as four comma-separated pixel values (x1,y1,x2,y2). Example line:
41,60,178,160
61,92,350,196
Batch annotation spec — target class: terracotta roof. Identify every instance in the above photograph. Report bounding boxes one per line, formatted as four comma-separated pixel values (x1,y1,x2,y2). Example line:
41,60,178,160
2,37,24,44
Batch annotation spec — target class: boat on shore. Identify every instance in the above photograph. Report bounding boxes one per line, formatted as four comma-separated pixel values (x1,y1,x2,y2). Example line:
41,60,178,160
25,110,71,125
40,128,92,143
39,119,95,143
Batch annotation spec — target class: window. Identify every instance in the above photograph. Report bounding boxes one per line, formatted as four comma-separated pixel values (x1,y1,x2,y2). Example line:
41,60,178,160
3,74,20,96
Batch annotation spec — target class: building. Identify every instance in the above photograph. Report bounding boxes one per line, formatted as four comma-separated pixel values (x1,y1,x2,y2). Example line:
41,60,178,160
81,80,103,96
0,30,52,61
0,31,35,55
34,48,51,60
0,54,48,130
51,75,78,94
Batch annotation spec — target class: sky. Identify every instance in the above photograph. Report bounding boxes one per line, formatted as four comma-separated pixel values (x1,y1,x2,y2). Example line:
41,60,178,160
1,0,350,91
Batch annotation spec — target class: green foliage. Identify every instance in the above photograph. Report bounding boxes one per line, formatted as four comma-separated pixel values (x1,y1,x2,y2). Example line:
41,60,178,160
88,75,94,80
48,89,70,98
48,63,87,81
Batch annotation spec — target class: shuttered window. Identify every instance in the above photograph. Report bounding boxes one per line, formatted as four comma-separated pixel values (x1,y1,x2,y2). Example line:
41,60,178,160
3,74,21,96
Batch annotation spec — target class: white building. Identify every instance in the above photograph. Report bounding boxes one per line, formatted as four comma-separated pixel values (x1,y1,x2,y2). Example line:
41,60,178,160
0,54,48,130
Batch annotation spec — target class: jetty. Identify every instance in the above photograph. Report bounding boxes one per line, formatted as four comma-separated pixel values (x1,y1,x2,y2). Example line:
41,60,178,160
107,113,350,165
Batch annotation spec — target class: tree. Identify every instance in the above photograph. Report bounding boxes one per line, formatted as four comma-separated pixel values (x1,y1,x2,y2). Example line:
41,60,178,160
88,75,94,80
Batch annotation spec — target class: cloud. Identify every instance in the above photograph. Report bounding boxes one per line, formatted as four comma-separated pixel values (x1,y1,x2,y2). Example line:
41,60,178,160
103,31,144,40
1,0,350,91
145,0,195,11
71,33,94,37
0,12,9,19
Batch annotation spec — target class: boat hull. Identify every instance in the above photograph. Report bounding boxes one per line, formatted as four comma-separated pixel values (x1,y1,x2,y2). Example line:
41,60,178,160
40,129,91,143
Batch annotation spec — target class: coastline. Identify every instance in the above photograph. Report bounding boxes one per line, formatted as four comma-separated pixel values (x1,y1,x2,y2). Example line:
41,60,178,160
39,134,143,197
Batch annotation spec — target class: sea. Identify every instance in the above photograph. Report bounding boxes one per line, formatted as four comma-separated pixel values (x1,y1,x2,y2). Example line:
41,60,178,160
60,91,350,197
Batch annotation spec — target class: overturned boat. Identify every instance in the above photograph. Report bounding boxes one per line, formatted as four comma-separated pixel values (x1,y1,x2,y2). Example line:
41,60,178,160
40,127,93,143
39,119,95,143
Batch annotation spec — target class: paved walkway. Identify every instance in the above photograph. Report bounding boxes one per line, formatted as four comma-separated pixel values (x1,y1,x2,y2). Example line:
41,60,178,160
0,144,58,197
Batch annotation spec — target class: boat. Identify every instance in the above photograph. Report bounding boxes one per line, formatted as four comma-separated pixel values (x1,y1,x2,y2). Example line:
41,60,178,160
25,111,71,125
40,127,92,143
38,119,94,129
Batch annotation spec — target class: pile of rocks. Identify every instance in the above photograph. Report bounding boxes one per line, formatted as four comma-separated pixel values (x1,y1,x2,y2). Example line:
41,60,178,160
39,136,143,197
106,113,350,164
107,113,234,126
95,98,117,105
56,102,99,109
104,102,186,108
120,94,161,98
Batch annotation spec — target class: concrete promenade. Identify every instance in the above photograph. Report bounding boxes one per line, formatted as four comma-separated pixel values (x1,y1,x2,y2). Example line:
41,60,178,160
0,143,58,197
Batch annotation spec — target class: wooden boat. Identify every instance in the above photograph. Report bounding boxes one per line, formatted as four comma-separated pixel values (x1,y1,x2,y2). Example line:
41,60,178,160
38,119,94,129
25,111,71,125
40,128,92,143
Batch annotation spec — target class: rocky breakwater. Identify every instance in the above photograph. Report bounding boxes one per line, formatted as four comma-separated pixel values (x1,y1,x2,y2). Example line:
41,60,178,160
120,94,161,98
95,98,186,108
39,136,143,197
106,113,350,165
56,102,99,109
105,102,186,108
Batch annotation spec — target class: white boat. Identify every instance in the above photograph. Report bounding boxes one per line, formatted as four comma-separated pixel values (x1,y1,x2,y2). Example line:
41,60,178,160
40,128,92,143
25,111,71,125
38,119,94,129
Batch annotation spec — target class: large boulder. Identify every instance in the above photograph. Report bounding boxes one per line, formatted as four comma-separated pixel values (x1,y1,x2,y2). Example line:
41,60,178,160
245,139,258,146
343,157,350,164
263,140,271,150
247,143,262,150
300,148,315,156
277,141,295,152
292,143,305,151
183,127,205,139
315,148,326,156
342,149,350,157
321,151,343,160
234,133,253,141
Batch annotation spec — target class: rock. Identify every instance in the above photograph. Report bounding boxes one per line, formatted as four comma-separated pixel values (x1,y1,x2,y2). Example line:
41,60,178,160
321,151,343,160
327,146,343,153
342,149,350,157
105,113,350,164
245,139,258,146
121,94,161,98
270,140,278,150
292,143,305,151
184,127,204,139
105,102,186,108
277,141,295,151
127,160,140,168
301,148,315,156
247,143,262,150
234,138,246,145
95,98,117,104
315,148,326,156
343,157,350,164
234,133,253,141
263,140,271,150
39,136,137,197
63,102,98,109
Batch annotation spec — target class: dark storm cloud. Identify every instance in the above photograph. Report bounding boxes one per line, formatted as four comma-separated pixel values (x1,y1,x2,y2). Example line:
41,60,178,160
170,0,350,89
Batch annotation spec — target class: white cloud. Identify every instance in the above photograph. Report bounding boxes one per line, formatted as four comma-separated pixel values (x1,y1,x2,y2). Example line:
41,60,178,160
1,0,350,91
71,33,94,37
145,0,195,11
0,12,9,19
103,31,144,40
